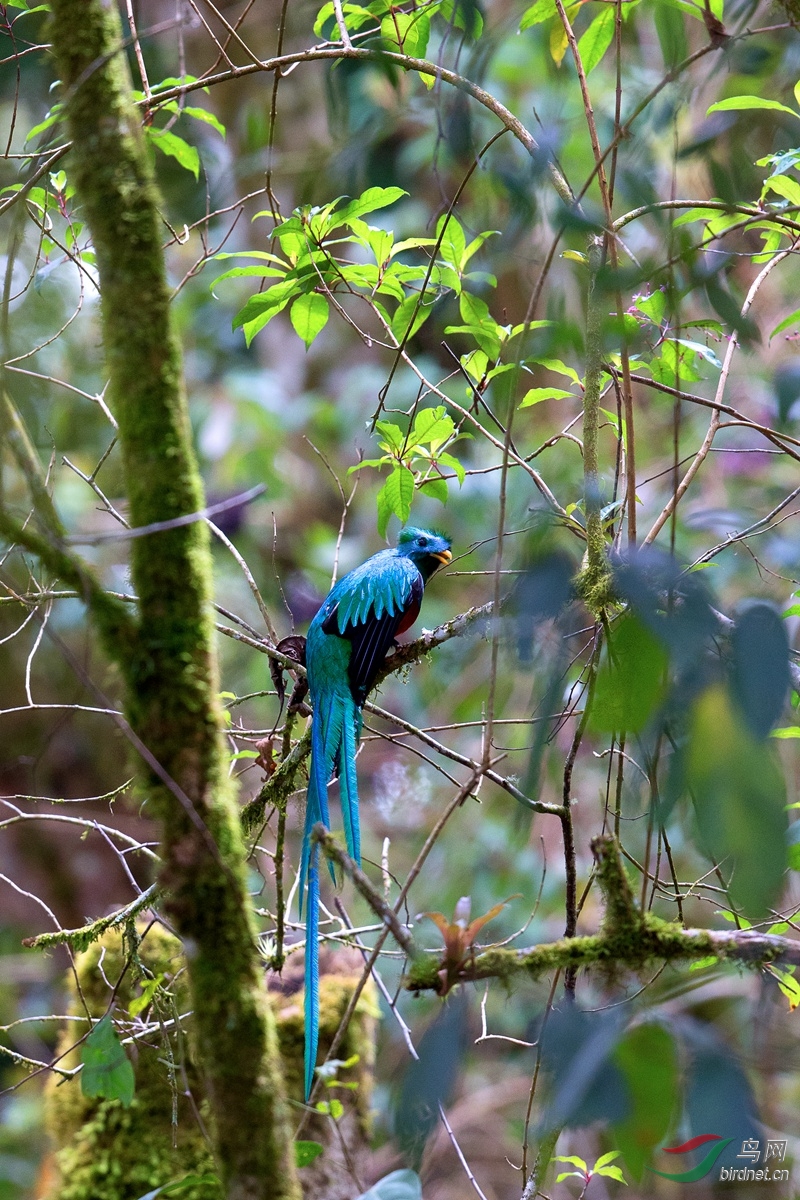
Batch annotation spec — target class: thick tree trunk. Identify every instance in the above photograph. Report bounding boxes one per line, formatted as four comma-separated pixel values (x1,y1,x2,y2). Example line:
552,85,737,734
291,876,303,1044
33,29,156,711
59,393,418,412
47,4,299,1197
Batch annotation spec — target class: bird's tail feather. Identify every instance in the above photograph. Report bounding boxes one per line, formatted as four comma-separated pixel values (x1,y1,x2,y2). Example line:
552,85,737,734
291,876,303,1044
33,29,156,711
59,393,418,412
339,698,361,865
304,846,320,1101
299,697,336,918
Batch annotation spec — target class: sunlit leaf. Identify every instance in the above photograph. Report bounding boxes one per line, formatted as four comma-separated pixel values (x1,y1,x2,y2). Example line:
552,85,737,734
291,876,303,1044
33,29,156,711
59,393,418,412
707,95,798,118
578,7,615,74
290,292,330,347
376,465,415,536
147,128,200,179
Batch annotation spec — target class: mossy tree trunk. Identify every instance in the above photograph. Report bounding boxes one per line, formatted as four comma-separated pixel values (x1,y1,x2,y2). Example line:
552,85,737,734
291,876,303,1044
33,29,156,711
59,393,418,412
47,4,299,1197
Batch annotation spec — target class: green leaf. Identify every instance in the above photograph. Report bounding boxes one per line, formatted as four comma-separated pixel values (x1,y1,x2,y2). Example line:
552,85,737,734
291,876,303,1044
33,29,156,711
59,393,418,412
335,186,407,227
771,307,800,339
437,451,466,485
315,1097,345,1118
520,387,575,407
375,420,404,451
688,684,787,916
612,1023,678,1180
597,1166,627,1183
634,291,665,324
147,128,200,179
771,726,800,738
81,1014,135,1107
554,1156,588,1171
290,292,330,347
528,357,581,384
439,0,483,38
410,406,455,449
295,1140,324,1167
391,294,432,342
520,0,557,29
707,95,799,118
381,11,431,56
689,955,719,970
577,7,615,74
764,174,800,207
376,465,415,536
128,974,164,1018
181,105,226,138
590,615,668,734
418,477,448,503
593,1152,622,1170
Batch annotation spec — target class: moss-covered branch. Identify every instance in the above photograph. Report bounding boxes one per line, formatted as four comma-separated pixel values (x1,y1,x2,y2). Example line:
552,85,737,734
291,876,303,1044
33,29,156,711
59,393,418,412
47,4,298,1196
404,836,800,992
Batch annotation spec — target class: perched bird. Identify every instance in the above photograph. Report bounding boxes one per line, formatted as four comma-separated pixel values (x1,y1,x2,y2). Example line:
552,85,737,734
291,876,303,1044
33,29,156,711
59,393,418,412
301,526,453,1098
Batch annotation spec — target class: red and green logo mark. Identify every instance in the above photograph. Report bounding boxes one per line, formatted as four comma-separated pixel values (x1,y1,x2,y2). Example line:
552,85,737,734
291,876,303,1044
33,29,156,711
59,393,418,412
649,1134,734,1183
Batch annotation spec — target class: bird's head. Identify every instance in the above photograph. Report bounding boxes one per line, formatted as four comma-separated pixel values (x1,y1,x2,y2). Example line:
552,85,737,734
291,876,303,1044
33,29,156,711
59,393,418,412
397,527,453,578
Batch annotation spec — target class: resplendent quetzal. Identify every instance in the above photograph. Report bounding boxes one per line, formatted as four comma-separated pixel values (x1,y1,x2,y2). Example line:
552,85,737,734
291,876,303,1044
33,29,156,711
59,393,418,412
301,526,452,1098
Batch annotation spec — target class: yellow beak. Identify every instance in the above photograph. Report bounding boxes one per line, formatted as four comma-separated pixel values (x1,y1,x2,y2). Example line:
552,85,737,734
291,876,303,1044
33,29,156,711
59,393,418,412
431,549,452,566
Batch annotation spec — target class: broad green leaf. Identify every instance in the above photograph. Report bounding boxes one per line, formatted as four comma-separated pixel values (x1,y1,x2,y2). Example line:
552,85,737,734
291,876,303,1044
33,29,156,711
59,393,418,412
654,0,687,67
410,406,455,448
81,1014,135,1107
437,215,467,272
771,726,800,738
597,1167,627,1183
577,7,615,74
418,477,448,503
437,451,466,485
764,174,800,207
290,292,329,347
335,186,407,227
211,266,286,289
295,1140,324,1167
375,420,404,451
147,128,200,179
391,294,432,342
612,1024,678,1180
520,0,557,29
594,1152,622,1170
688,684,787,916
314,2,375,37
591,615,668,734
233,278,297,343
554,1156,588,1171
439,0,483,38
377,466,415,536
520,387,574,406
634,291,665,324
181,105,226,138
707,96,799,118
381,11,431,56
527,357,581,384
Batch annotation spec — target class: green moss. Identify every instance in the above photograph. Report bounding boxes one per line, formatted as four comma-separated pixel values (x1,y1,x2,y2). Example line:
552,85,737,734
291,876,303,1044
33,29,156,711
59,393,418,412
44,928,218,1200
44,931,380,1199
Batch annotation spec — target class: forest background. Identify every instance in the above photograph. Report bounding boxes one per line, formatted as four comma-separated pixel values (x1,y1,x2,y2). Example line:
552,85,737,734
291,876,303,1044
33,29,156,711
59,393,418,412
4,0,800,1198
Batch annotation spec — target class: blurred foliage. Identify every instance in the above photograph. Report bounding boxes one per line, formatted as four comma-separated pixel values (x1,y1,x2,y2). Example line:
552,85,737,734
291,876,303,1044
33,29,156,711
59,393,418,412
4,0,800,1197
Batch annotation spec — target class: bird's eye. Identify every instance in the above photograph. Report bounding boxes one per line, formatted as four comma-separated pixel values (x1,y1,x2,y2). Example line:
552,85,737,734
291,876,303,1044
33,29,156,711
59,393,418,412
418,536,428,547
